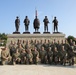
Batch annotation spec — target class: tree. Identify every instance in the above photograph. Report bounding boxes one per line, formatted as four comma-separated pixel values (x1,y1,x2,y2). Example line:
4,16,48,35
67,35,75,44
0,33,7,46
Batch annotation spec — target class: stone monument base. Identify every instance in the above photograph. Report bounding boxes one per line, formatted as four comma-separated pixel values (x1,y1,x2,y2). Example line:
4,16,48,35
23,32,30,34
13,32,20,34
7,33,65,47
33,32,40,34
53,32,62,34
43,32,50,34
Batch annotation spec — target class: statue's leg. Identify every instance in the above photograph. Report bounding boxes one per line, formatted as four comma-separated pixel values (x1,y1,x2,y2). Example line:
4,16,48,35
15,25,17,32
26,26,28,32
27,26,28,32
17,25,19,32
56,25,58,32
54,25,55,32
47,25,48,32
44,25,46,32
17,26,18,32
35,28,36,32
37,28,38,32
25,25,26,32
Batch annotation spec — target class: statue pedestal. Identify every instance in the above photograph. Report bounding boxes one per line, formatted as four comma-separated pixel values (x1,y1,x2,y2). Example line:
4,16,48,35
33,32,40,34
43,32,50,34
53,32,62,34
13,32,20,34
23,32,30,34
7,33,65,47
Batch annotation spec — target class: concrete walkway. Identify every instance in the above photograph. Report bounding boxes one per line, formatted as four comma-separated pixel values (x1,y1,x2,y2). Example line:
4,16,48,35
0,65,76,75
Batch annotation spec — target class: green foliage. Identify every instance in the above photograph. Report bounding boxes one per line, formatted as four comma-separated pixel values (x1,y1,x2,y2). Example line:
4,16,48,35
67,35,75,44
0,33,7,46
0,33,7,40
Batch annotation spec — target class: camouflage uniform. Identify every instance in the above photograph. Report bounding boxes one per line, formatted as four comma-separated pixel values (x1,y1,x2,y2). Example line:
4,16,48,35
26,50,33,64
32,47,39,64
20,50,27,64
39,47,47,64
16,44,24,53
1,47,11,65
59,46,67,65
67,46,75,65
53,47,59,65
47,47,53,64
12,49,21,65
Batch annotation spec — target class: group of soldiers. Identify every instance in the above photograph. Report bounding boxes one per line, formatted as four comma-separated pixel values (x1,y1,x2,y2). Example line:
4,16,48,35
1,39,76,66
15,16,58,32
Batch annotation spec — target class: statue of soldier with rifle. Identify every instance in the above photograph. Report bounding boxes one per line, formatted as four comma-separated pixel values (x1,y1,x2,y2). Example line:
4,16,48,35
52,17,58,32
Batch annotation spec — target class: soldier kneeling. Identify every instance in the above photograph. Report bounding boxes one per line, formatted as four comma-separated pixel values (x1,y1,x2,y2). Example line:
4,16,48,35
32,47,40,64
26,49,33,64
12,49,21,65
20,49,27,64
1,47,11,65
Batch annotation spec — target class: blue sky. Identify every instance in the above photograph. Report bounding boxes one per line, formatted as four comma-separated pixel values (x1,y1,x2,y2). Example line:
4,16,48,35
0,0,76,37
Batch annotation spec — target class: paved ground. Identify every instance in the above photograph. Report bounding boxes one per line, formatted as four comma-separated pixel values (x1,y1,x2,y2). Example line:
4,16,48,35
0,64,76,75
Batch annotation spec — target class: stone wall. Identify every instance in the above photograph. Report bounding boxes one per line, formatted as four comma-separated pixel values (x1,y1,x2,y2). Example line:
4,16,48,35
7,33,65,46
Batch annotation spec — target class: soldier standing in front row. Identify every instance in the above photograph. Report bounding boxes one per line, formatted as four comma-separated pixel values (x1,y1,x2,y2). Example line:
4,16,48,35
43,16,50,32
33,16,40,32
52,17,58,32
15,16,20,32
24,16,30,32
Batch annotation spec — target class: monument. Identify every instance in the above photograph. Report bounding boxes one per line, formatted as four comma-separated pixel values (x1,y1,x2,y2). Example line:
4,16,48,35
7,15,65,47
52,16,60,34
23,16,30,34
13,16,20,34
33,16,40,34
43,16,50,34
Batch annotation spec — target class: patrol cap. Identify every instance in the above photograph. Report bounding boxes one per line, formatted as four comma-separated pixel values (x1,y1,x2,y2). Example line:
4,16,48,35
54,16,56,18
16,16,19,18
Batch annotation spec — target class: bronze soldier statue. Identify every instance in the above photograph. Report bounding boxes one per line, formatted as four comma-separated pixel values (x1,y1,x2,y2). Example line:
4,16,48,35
33,16,40,32
43,16,49,32
15,16,20,32
52,17,58,32
24,16,30,32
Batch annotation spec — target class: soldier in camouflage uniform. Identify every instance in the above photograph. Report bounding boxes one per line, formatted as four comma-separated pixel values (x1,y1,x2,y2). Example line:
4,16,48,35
72,41,76,56
16,44,24,53
50,41,56,52
9,42,17,57
64,40,70,52
47,40,51,48
39,47,47,64
22,40,26,49
26,49,33,64
53,47,59,65
43,39,49,51
12,49,21,65
59,46,67,66
35,40,41,52
20,49,27,64
32,47,39,64
67,46,75,65
47,47,53,64
1,47,11,65
25,40,31,50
